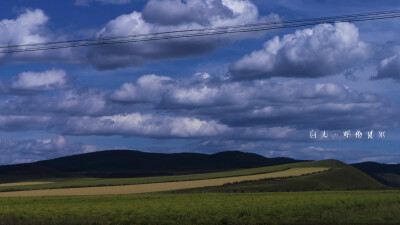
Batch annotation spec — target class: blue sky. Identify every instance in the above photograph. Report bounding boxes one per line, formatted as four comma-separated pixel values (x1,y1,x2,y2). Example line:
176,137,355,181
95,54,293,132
0,0,399,164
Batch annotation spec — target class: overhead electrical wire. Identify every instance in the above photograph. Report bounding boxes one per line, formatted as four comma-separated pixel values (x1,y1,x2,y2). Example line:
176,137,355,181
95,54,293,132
2,9,400,49
1,9,400,54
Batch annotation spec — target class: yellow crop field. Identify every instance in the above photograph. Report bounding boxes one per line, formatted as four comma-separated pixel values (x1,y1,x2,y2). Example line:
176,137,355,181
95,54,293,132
0,167,329,197
0,182,53,187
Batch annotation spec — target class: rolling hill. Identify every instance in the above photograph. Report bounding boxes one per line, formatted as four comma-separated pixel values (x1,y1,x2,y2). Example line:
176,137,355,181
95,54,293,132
0,150,302,182
1,150,399,191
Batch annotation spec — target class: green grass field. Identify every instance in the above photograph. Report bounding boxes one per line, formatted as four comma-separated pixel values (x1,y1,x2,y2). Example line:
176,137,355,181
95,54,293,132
176,161,387,193
0,160,398,224
0,167,328,197
0,160,337,192
0,190,399,225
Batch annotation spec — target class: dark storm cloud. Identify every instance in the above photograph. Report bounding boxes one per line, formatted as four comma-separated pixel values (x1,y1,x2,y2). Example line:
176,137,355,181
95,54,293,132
229,23,373,80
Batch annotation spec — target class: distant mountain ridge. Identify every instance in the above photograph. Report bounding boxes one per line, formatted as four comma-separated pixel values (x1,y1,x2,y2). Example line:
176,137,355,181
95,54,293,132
352,162,400,174
0,150,302,181
2,150,400,187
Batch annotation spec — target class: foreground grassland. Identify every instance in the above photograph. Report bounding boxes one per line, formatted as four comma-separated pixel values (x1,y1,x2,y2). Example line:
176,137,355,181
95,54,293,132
0,191,399,225
0,160,336,192
0,167,329,197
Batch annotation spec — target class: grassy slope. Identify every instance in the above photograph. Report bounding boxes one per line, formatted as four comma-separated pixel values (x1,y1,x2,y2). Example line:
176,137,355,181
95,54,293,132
0,191,400,225
0,168,329,197
0,161,319,192
176,159,387,193
0,159,387,193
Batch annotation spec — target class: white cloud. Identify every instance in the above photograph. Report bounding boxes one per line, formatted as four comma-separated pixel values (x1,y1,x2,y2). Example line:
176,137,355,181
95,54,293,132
230,22,372,80
74,0,131,6
51,89,106,115
0,72,396,136
142,0,260,26
0,9,48,49
0,9,74,64
87,0,278,69
64,113,230,138
10,69,71,92
111,74,173,102
0,136,102,164
373,46,400,81
0,2,278,69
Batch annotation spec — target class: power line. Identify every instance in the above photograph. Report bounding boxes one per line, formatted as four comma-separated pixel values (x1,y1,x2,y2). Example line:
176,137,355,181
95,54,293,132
2,9,400,50
1,9,400,54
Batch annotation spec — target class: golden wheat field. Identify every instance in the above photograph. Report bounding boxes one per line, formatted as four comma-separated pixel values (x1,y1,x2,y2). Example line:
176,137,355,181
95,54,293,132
0,182,53,187
0,167,329,197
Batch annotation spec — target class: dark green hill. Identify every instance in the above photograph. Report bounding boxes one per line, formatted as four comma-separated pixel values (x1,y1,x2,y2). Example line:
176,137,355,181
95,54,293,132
352,162,400,174
352,162,400,187
0,150,301,181
176,159,387,193
0,165,71,183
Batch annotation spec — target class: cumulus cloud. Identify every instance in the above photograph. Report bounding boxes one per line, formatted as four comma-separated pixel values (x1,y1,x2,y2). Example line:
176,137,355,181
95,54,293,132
64,113,230,138
230,22,372,80
0,9,74,64
142,0,244,26
118,74,397,131
0,2,278,70
0,72,397,138
0,72,397,164
0,136,101,164
87,0,278,69
74,0,131,6
10,69,72,93
0,115,53,131
111,74,174,103
373,46,400,81
108,73,397,136
0,88,107,116
0,9,48,50
50,88,107,115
